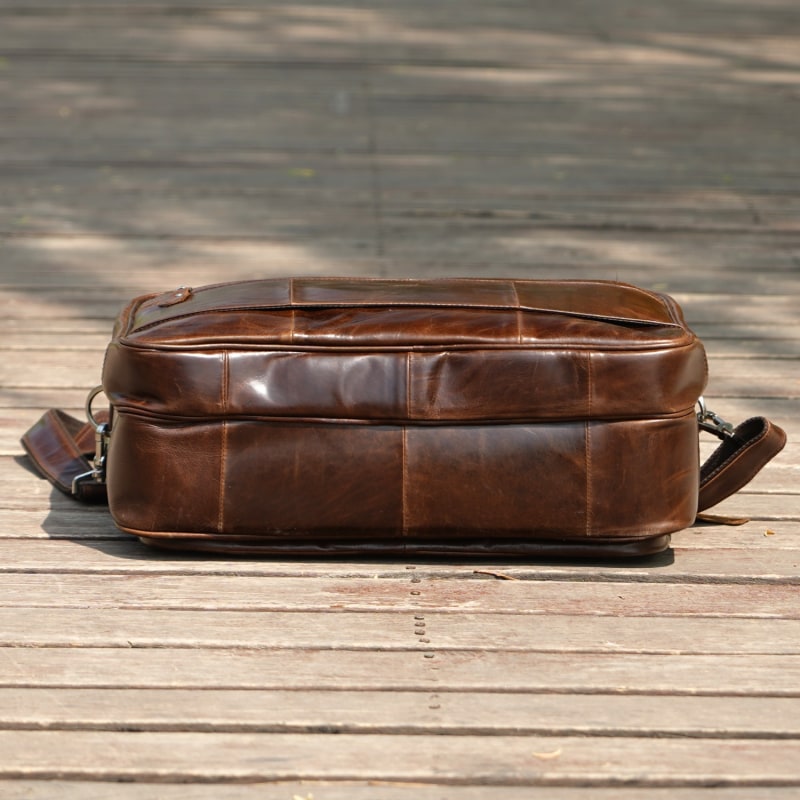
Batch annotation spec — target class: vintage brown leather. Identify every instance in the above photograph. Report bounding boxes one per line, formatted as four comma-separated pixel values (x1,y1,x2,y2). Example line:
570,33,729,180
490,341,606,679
21,278,787,558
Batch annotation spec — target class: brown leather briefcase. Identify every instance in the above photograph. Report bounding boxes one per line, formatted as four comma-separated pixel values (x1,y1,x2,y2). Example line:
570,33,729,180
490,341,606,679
22,278,786,558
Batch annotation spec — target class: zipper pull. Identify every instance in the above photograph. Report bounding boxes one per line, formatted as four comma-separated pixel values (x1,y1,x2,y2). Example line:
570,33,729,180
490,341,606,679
158,286,193,307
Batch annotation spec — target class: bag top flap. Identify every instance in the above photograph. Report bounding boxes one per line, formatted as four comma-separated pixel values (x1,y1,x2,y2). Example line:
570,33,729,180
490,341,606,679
118,278,690,348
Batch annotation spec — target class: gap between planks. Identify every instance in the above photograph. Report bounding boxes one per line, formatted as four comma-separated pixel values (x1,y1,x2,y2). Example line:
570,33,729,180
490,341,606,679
0,730,798,786
0,688,798,739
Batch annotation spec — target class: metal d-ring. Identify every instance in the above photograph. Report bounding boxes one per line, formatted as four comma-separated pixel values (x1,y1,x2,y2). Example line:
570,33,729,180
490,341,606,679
71,385,111,496
84,385,106,428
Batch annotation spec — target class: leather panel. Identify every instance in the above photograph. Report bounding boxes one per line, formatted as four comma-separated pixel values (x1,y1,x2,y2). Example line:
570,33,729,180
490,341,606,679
404,423,588,536
128,279,292,335
407,351,590,421
227,351,407,420
107,414,223,534
588,413,700,535
293,277,520,307
104,344,706,421
103,345,225,418
514,280,678,325
290,306,521,346
589,344,707,418
220,421,404,535
107,414,700,542
121,278,691,348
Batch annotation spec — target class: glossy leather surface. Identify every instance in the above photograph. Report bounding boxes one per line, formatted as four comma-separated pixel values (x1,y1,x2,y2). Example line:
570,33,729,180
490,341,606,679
104,278,706,422
101,278,709,555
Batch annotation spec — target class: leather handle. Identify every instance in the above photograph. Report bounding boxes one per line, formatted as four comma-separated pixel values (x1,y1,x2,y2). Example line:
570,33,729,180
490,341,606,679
21,408,786,514
698,416,787,513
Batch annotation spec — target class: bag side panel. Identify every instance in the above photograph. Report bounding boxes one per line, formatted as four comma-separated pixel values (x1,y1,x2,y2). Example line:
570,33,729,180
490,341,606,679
588,413,699,536
104,343,706,422
404,422,588,536
221,421,405,535
106,415,224,535
106,414,698,543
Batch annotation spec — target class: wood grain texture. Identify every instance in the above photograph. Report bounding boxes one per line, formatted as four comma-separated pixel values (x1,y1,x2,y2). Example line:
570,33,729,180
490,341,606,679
4,608,800,654
2,688,800,737
2,537,800,579
2,648,799,695
1,0,798,792
1,785,798,800
3,573,800,617
0,731,798,785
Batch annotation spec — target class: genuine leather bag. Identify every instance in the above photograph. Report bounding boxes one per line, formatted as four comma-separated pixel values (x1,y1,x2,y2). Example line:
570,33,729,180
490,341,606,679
22,278,786,558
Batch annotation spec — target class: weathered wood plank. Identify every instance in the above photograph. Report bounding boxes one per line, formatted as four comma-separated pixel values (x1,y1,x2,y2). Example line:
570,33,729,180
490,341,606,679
0,784,796,800
0,509,121,539
0,0,796,37
0,190,379,236
0,246,379,315
379,231,800,288
1,243,798,296
6,191,796,250
0,0,796,792
2,647,799,695
0,350,104,388
2,688,799,737
3,573,800,619
4,169,799,237
0,244,380,290
2,608,800,654
690,493,800,519
0,538,799,581
0,730,797,785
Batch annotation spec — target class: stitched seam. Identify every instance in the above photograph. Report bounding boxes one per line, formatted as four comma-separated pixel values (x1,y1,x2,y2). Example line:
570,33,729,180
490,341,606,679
406,351,413,419
702,422,768,484
585,420,592,537
586,351,593,417
510,280,522,344
403,352,410,536
402,425,408,538
289,277,296,344
585,353,593,537
218,352,229,534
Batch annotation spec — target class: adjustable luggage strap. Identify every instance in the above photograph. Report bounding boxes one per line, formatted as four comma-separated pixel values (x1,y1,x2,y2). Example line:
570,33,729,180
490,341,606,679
20,397,786,518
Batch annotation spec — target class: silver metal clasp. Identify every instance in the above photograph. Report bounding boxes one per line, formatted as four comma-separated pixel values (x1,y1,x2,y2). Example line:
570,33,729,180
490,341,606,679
71,385,110,496
697,396,735,440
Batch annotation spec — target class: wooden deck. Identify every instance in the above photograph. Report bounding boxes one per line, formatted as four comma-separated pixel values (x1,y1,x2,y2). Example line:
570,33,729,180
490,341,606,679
1,0,799,795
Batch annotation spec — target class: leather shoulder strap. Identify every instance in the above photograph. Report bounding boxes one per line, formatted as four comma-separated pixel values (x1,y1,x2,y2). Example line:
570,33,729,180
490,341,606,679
21,409,108,503
20,408,786,515
698,416,786,513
